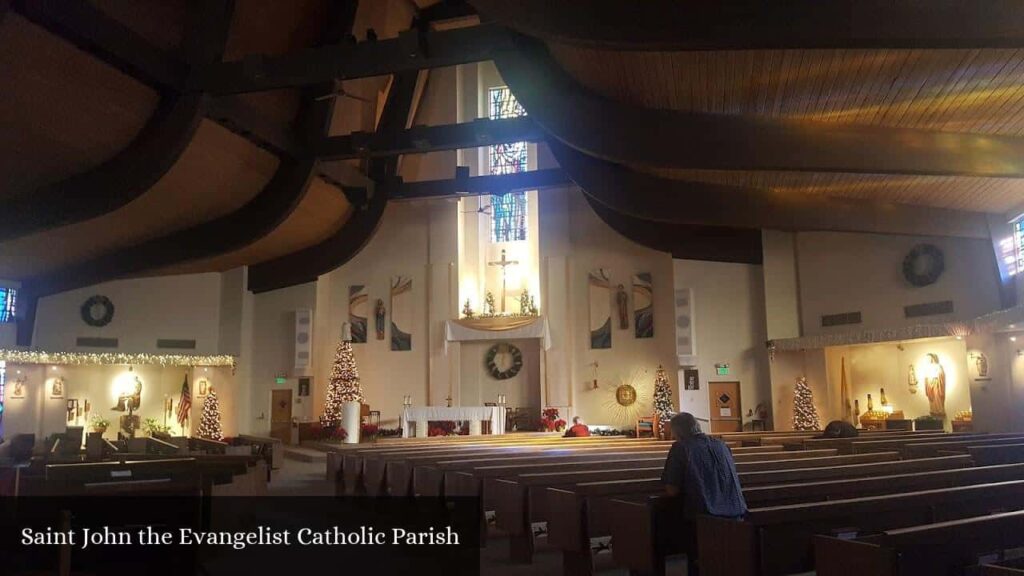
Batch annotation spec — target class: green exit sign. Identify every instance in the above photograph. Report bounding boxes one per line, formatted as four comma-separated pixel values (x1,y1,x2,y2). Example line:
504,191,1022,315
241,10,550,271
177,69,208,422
715,364,730,376
275,376,287,385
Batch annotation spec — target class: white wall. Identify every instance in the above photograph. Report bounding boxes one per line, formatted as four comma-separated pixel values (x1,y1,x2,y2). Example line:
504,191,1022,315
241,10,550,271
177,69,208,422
33,274,223,354
673,259,772,428
761,230,801,340
796,232,1001,335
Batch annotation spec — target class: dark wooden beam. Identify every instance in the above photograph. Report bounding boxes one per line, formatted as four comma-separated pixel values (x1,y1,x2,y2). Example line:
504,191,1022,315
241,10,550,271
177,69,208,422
584,195,763,265
471,0,1024,50
194,23,515,95
248,70,420,293
317,116,543,160
496,37,1024,178
387,167,568,200
548,139,992,240
12,0,186,90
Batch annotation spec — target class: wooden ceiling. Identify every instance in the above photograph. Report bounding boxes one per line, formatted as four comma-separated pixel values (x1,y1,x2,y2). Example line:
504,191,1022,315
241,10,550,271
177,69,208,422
4,0,1024,314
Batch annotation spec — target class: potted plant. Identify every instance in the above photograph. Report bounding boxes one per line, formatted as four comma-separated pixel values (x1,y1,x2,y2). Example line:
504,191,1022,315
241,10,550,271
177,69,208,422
914,414,945,431
142,418,172,439
90,414,110,435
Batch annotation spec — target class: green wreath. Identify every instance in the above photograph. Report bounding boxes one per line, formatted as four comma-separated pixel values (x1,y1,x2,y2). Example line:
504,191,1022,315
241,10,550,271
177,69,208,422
485,343,523,380
902,244,944,287
81,295,115,327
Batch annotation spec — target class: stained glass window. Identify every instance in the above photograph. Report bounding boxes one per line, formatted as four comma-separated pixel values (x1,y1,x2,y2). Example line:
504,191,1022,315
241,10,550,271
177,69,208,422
1012,221,1024,276
488,86,528,242
0,288,14,323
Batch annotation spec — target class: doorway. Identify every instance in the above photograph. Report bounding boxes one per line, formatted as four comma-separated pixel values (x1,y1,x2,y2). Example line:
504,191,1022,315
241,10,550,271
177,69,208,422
708,381,742,433
270,388,293,445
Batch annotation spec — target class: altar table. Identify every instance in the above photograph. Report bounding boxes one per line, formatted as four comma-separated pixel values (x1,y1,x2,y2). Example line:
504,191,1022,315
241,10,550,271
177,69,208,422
401,406,505,438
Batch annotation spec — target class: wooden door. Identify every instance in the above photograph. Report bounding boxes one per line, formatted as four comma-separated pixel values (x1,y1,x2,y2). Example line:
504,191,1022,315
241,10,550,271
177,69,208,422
270,389,293,445
709,381,742,433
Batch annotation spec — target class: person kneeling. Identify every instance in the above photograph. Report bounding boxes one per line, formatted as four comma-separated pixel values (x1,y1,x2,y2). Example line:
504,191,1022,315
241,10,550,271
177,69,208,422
662,412,747,575
563,416,591,437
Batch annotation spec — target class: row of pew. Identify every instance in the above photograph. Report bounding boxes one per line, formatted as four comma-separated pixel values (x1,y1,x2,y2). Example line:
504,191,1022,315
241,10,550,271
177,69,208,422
329,429,1024,575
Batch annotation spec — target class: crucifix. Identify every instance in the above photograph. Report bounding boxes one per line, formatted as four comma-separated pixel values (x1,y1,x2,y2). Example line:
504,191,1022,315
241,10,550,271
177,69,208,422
488,249,519,314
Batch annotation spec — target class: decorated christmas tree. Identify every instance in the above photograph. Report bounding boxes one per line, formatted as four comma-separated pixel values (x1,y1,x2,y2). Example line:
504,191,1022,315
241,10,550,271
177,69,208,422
652,365,674,438
198,389,224,441
792,376,821,431
323,339,363,424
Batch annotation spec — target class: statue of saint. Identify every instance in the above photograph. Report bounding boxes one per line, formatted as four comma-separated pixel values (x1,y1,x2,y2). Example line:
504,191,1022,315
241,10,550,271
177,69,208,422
374,299,386,340
924,353,946,416
615,284,628,329
112,374,142,413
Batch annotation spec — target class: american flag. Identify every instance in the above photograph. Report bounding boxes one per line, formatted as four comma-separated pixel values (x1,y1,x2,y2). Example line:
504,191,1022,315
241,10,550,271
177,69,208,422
176,374,191,429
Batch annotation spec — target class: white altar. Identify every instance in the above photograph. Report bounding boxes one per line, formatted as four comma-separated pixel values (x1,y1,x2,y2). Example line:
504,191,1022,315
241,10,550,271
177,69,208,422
401,406,505,438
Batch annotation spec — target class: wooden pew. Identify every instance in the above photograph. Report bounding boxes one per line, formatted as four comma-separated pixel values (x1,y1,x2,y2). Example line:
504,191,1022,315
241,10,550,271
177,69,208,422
850,433,1024,454
526,453,899,570
697,480,1024,576
984,558,1024,575
343,436,656,495
902,436,1024,458
797,430,949,453
606,459,1024,573
415,446,806,500
815,509,1024,576
971,443,1024,466
34,458,202,496
740,454,971,486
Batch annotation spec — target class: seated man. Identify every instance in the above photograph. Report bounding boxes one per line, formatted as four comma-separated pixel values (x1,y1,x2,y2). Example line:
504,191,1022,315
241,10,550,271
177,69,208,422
662,412,747,575
563,416,591,438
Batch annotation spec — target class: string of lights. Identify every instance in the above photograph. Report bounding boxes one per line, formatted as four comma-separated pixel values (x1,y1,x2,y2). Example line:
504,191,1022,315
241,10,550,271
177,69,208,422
0,349,235,371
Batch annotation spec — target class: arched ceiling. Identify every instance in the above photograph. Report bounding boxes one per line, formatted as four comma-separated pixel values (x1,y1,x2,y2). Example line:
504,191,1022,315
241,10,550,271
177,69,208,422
6,0,1024,342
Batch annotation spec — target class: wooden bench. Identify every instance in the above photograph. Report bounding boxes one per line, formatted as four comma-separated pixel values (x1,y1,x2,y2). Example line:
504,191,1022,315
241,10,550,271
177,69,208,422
534,453,900,572
971,443,1024,466
697,479,1024,576
984,558,1024,575
850,433,1024,454
739,454,972,486
609,461,1024,575
902,436,1024,458
815,509,1024,575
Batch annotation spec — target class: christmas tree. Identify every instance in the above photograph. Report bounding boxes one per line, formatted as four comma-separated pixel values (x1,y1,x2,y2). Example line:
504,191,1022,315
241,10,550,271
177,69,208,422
323,338,363,424
792,376,821,431
198,389,224,441
652,365,674,438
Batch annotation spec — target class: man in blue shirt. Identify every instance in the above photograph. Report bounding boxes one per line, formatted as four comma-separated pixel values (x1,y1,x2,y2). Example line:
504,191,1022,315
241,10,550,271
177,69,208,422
661,412,747,574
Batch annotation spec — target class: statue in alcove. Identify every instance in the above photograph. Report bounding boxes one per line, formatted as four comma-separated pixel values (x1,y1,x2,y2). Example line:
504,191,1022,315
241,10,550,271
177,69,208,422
615,284,628,330
924,353,946,416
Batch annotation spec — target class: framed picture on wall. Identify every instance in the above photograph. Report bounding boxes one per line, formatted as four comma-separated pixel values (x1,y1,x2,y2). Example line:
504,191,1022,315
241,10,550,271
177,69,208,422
50,377,64,399
196,377,210,398
10,378,25,399
683,368,700,391
298,377,310,397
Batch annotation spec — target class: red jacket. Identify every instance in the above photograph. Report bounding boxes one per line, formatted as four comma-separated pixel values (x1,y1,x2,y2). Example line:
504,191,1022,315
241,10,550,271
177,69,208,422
564,424,591,438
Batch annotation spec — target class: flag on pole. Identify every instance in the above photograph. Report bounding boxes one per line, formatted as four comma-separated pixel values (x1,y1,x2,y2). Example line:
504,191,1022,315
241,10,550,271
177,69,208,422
176,374,191,431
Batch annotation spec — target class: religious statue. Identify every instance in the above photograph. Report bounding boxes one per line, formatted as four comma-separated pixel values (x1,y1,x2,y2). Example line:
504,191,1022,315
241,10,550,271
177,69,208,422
974,352,989,379
615,284,629,330
484,292,496,316
924,353,946,416
112,373,142,413
908,364,919,394
374,299,386,340
488,249,519,314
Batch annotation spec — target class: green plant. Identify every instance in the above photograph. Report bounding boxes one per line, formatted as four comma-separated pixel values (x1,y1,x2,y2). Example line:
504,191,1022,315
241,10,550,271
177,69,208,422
142,418,172,437
90,414,110,430
914,414,943,421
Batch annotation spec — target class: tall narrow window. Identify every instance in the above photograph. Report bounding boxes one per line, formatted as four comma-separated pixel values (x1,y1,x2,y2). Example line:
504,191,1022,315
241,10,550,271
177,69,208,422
0,288,15,323
1012,221,1024,276
488,87,528,242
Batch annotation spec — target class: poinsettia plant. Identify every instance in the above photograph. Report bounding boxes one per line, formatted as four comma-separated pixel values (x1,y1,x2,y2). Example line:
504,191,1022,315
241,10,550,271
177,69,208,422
540,408,566,432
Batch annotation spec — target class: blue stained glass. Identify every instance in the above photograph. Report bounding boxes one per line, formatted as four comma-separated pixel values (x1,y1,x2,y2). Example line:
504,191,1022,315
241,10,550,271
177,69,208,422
488,87,528,242
0,288,14,323
1014,221,1024,276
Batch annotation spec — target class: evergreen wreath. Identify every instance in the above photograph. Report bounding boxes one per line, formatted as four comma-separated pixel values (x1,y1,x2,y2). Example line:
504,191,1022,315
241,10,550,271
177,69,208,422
485,343,523,380
80,295,115,327
902,244,944,287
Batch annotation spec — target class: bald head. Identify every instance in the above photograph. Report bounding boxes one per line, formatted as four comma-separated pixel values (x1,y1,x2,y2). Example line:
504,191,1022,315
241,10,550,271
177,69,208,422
670,412,703,439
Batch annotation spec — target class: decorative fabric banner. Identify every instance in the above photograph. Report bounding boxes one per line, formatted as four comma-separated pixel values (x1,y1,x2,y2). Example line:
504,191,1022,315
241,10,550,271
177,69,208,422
390,276,413,351
589,268,612,349
348,285,368,344
633,272,654,338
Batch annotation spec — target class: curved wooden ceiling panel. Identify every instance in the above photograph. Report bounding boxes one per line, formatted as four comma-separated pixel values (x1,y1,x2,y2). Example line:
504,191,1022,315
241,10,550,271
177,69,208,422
0,13,158,200
0,120,278,279
550,45,1024,136
640,167,1024,214
160,177,354,275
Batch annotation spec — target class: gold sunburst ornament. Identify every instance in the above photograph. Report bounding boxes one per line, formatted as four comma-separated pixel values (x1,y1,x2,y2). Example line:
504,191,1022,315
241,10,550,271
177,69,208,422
602,367,649,426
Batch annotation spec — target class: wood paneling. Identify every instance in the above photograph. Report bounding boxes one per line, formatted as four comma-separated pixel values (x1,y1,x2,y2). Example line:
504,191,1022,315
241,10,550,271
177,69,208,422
551,45,1024,136
0,120,278,278
0,13,157,199
641,168,1024,213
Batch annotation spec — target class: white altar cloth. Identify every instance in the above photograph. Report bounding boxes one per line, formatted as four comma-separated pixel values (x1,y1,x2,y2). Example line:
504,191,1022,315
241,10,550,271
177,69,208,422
401,406,505,437
443,316,551,351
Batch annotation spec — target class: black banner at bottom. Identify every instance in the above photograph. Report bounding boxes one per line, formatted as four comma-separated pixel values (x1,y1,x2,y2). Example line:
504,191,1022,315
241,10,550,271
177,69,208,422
2,496,481,576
